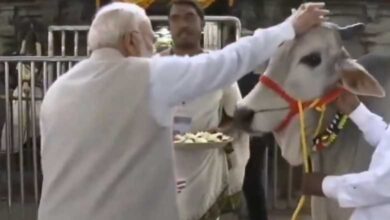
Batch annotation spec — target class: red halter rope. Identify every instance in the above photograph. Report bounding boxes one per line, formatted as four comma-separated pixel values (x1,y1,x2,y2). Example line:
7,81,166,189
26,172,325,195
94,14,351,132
259,75,344,133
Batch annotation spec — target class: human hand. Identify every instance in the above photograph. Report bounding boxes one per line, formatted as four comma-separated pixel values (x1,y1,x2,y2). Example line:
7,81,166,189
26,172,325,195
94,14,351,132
291,2,330,35
336,92,361,115
302,172,327,197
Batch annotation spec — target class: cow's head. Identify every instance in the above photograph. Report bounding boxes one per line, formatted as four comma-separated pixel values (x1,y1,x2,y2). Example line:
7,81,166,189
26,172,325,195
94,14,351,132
234,22,385,165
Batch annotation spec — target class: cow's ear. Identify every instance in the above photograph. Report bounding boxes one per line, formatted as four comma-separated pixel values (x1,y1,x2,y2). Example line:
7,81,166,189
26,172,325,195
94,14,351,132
337,23,365,40
338,59,385,97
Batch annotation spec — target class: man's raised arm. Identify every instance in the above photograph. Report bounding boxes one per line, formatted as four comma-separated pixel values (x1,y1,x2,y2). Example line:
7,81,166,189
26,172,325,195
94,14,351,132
150,3,329,107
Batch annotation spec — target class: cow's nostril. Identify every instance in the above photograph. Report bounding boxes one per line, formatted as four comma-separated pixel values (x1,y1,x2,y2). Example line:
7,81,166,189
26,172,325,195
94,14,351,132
234,107,255,127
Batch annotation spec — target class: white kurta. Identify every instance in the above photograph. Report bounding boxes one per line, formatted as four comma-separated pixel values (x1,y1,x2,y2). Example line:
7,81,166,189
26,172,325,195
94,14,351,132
174,84,248,220
38,19,295,220
322,103,390,220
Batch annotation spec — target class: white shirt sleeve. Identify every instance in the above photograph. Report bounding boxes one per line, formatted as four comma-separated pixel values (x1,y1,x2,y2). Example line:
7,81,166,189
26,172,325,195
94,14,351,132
322,127,390,208
349,103,388,147
149,19,295,121
221,83,242,117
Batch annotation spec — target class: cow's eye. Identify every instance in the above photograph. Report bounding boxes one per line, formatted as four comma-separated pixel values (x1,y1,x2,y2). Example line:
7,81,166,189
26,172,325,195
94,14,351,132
300,52,322,68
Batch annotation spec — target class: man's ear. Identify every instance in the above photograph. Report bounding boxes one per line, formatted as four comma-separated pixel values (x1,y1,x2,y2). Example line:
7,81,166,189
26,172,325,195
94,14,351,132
338,59,385,97
123,32,142,57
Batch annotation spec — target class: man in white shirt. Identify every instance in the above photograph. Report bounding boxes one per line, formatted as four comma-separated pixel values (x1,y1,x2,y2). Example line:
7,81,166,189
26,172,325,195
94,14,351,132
38,2,328,220
303,92,390,220
161,1,248,219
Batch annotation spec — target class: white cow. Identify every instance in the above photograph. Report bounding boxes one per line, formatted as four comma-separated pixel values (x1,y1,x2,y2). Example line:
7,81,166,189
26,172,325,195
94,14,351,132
234,22,390,220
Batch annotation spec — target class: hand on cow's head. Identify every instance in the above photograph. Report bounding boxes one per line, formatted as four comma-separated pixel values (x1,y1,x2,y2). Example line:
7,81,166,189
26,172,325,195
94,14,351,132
290,2,330,35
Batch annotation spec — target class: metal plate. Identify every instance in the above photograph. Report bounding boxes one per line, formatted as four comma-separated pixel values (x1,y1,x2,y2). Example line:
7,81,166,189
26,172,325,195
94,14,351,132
174,139,233,150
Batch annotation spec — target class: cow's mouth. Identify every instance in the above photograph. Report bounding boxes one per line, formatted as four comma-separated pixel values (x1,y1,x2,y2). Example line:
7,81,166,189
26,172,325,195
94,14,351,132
234,106,290,133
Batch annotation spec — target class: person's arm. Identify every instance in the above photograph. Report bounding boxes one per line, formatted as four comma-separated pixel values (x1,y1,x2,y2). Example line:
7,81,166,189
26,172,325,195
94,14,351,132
221,83,241,117
150,3,328,125
150,19,295,108
349,103,388,147
218,83,241,132
336,92,388,147
322,127,390,208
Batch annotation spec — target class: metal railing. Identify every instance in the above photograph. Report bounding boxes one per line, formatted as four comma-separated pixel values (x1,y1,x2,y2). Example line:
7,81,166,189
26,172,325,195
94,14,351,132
0,57,84,207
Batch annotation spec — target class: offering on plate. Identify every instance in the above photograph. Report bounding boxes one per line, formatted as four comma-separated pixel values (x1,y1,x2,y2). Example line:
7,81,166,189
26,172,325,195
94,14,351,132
174,132,232,144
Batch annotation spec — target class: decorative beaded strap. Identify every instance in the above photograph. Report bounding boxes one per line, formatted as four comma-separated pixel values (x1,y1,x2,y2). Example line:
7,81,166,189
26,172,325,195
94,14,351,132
312,112,349,152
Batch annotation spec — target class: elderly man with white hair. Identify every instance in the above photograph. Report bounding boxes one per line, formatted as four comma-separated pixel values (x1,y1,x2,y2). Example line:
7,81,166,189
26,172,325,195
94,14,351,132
37,2,328,220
